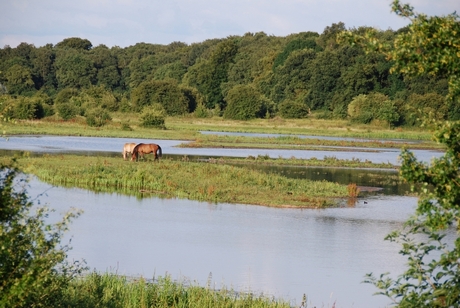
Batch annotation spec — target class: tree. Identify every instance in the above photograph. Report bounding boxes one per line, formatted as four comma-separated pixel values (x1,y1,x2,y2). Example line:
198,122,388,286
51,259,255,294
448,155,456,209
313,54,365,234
185,39,238,110
342,1,460,306
339,1,460,101
56,37,92,50
55,49,96,89
131,79,188,115
89,45,121,91
223,84,272,120
5,64,36,95
365,120,460,307
31,45,57,94
0,161,83,307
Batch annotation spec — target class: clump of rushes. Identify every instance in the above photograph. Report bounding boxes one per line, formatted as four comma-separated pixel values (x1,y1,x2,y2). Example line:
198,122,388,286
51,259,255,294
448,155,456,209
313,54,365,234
62,272,291,307
14,155,349,208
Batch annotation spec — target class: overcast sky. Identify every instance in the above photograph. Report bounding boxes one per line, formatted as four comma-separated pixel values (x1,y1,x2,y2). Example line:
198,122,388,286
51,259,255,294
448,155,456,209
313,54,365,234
1,0,458,48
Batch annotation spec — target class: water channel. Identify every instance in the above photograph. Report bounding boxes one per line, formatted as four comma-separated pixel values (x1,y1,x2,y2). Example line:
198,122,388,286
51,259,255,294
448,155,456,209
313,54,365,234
0,135,448,307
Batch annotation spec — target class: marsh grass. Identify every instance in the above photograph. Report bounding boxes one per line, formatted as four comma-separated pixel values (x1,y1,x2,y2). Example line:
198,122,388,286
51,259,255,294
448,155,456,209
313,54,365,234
12,155,349,208
166,116,433,140
182,134,440,150
62,272,291,308
211,155,397,169
3,114,434,143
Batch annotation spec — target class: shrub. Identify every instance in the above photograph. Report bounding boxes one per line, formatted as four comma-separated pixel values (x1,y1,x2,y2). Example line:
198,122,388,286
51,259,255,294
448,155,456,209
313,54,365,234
13,97,45,120
140,104,166,129
402,93,447,126
55,102,79,121
0,95,16,120
348,93,400,127
0,161,84,307
194,103,210,118
55,88,79,105
120,121,133,131
278,100,310,119
223,85,272,120
85,107,112,127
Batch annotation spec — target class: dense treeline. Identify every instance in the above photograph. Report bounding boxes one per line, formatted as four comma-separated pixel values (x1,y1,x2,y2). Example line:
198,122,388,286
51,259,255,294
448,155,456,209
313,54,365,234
0,22,454,127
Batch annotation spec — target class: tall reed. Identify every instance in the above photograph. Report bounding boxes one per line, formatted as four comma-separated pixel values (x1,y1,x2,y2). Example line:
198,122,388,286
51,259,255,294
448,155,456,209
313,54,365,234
62,272,291,308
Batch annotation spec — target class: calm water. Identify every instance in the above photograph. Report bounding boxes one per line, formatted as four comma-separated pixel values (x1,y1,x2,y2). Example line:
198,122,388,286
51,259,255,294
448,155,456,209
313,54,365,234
0,135,446,307
28,178,411,308
0,135,443,165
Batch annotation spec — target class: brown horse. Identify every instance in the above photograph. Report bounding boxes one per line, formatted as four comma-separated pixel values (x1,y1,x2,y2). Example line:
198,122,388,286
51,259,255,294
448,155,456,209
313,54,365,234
131,143,162,161
123,142,137,160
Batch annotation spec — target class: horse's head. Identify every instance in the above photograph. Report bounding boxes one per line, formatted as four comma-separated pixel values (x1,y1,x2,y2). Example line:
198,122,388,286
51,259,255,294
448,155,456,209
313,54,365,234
131,148,138,161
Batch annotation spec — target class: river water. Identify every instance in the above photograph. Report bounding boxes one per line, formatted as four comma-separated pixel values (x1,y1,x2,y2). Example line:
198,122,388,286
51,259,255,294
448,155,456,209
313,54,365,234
0,135,448,307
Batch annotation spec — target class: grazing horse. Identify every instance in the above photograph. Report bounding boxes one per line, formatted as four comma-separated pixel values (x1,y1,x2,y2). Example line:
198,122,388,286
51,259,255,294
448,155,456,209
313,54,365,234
123,142,137,160
131,143,162,161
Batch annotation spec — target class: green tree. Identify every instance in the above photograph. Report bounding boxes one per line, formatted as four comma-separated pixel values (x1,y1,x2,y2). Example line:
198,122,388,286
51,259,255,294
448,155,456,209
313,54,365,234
55,37,92,50
342,1,460,306
0,161,83,307
131,79,188,115
270,49,317,105
55,49,96,89
340,2,460,102
5,64,36,95
153,61,187,82
223,84,272,120
126,55,157,89
31,45,57,95
365,120,460,307
89,44,121,91
186,39,238,110
307,50,342,110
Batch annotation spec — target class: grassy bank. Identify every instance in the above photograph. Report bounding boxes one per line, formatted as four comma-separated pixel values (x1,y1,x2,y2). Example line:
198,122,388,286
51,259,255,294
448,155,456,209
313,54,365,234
3,113,434,141
169,116,434,140
62,272,291,308
180,134,441,150
9,154,350,208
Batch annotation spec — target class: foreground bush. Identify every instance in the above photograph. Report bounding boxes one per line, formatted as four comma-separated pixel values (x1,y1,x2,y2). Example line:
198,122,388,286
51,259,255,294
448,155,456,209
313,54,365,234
0,161,83,307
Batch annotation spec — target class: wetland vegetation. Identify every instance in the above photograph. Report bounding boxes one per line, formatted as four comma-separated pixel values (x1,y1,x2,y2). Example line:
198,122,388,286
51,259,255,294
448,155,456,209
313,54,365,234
6,154,350,208
62,273,292,308
2,2,458,305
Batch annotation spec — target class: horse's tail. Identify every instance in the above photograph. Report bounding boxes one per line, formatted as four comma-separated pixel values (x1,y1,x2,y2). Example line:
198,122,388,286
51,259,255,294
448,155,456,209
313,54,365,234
158,145,162,159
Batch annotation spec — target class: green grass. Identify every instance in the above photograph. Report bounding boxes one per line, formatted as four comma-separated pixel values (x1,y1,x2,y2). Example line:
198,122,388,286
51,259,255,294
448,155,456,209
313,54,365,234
3,113,434,143
180,134,441,150
210,155,398,169
62,272,291,308
10,154,350,208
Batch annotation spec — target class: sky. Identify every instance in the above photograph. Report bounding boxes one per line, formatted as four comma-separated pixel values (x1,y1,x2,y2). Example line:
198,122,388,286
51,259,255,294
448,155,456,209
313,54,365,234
1,0,459,49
